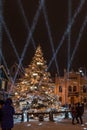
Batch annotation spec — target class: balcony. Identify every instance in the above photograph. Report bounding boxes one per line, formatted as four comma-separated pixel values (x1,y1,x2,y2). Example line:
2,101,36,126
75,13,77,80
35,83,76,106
68,92,79,97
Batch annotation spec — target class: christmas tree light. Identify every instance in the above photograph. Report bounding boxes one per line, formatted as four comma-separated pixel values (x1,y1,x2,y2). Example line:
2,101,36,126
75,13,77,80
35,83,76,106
13,45,59,112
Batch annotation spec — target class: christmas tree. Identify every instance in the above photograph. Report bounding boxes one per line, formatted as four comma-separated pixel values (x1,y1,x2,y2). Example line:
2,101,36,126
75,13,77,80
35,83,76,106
13,45,59,112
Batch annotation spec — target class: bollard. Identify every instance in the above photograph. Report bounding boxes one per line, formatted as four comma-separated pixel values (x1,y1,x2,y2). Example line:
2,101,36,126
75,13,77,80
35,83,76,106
38,114,44,121
49,112,54,121
27,113,29,122
21,113,24,122
64,111,69,119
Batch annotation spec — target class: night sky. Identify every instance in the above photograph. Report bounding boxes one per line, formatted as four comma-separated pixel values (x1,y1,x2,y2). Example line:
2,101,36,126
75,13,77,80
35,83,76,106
2,0,87,76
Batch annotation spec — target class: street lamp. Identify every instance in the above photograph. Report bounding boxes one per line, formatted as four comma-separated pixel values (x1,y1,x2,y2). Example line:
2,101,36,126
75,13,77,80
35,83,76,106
79,67,86,77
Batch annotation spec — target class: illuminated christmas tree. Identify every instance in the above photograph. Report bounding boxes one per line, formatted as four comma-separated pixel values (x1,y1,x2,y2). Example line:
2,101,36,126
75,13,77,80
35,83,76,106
13,45,59,112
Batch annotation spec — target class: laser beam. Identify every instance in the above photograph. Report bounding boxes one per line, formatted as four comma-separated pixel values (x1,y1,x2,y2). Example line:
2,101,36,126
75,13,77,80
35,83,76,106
42,1,60,75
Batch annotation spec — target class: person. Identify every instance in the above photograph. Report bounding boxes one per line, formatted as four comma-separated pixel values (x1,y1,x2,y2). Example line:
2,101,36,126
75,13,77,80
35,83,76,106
81,103,84,115
0,100,4,125
71,104,79,125
76,102,84,124
1,98,15,130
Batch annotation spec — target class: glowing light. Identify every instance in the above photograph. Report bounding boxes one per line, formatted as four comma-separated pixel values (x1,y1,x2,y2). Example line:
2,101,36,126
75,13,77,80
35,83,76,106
45,91,48,94
34,86,37,89
25,73,28,77
15,92,18,95
37,62,43,65
33,73,38,76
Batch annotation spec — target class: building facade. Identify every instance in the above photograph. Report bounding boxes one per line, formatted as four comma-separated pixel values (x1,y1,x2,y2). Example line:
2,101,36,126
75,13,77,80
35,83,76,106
55,70,87,105
10,63,25,80
0,65,10,100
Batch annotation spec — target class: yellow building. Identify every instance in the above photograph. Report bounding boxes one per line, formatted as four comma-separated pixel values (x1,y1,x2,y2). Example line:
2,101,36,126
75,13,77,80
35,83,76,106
55,70,87,105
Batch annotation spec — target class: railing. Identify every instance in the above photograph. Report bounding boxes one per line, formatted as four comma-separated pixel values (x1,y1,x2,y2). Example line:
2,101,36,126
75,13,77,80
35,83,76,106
14,110,71,122
14,113,24,122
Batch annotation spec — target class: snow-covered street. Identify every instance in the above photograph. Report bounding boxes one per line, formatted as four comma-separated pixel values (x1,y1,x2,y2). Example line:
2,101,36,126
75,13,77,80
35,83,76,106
0,109,87,130
4,109,87,130
4,117,87,130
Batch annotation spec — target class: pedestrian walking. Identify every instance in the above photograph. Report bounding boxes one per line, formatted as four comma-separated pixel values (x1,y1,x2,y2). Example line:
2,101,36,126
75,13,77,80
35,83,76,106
76,102,84,124
1,98,15,130
0,100,4,125
71,104,79,125
71,104,76,124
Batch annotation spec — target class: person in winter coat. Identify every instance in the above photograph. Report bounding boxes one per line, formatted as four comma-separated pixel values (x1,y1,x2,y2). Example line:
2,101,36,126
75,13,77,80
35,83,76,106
76,102,84,124
71,104,79,125
71,104,76,124
1,98,15,130
0,100,4,125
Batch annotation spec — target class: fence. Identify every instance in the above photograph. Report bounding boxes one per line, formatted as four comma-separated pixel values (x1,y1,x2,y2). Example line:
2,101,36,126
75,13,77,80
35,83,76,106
14,110,71,122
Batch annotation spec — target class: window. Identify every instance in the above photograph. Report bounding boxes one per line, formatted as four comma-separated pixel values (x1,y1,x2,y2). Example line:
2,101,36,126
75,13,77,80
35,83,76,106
59,86,62,92
59,96,62,101
73,86,77,92
83,97,87,103
68,86,72,92
83,85,87,93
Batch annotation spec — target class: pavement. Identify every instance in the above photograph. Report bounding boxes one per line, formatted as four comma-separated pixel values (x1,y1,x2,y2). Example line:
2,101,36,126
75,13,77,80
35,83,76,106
12,120,87,130
0,109,87,130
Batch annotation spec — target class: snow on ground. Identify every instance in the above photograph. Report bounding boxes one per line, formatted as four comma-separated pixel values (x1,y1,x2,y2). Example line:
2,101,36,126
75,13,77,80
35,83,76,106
12,109,87,130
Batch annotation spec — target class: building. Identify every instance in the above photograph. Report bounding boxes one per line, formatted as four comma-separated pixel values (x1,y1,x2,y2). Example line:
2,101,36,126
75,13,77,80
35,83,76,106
0,65,10,100
55,69,87,105
10,62,25,81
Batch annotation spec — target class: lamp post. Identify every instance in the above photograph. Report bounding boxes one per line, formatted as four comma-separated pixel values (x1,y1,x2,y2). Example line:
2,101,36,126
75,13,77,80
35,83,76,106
79,67,87,104
79,67,87,78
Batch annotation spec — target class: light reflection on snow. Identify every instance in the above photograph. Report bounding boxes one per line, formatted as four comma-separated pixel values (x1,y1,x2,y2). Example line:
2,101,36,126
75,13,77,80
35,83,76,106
27,124,31,126
83,128,87,130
